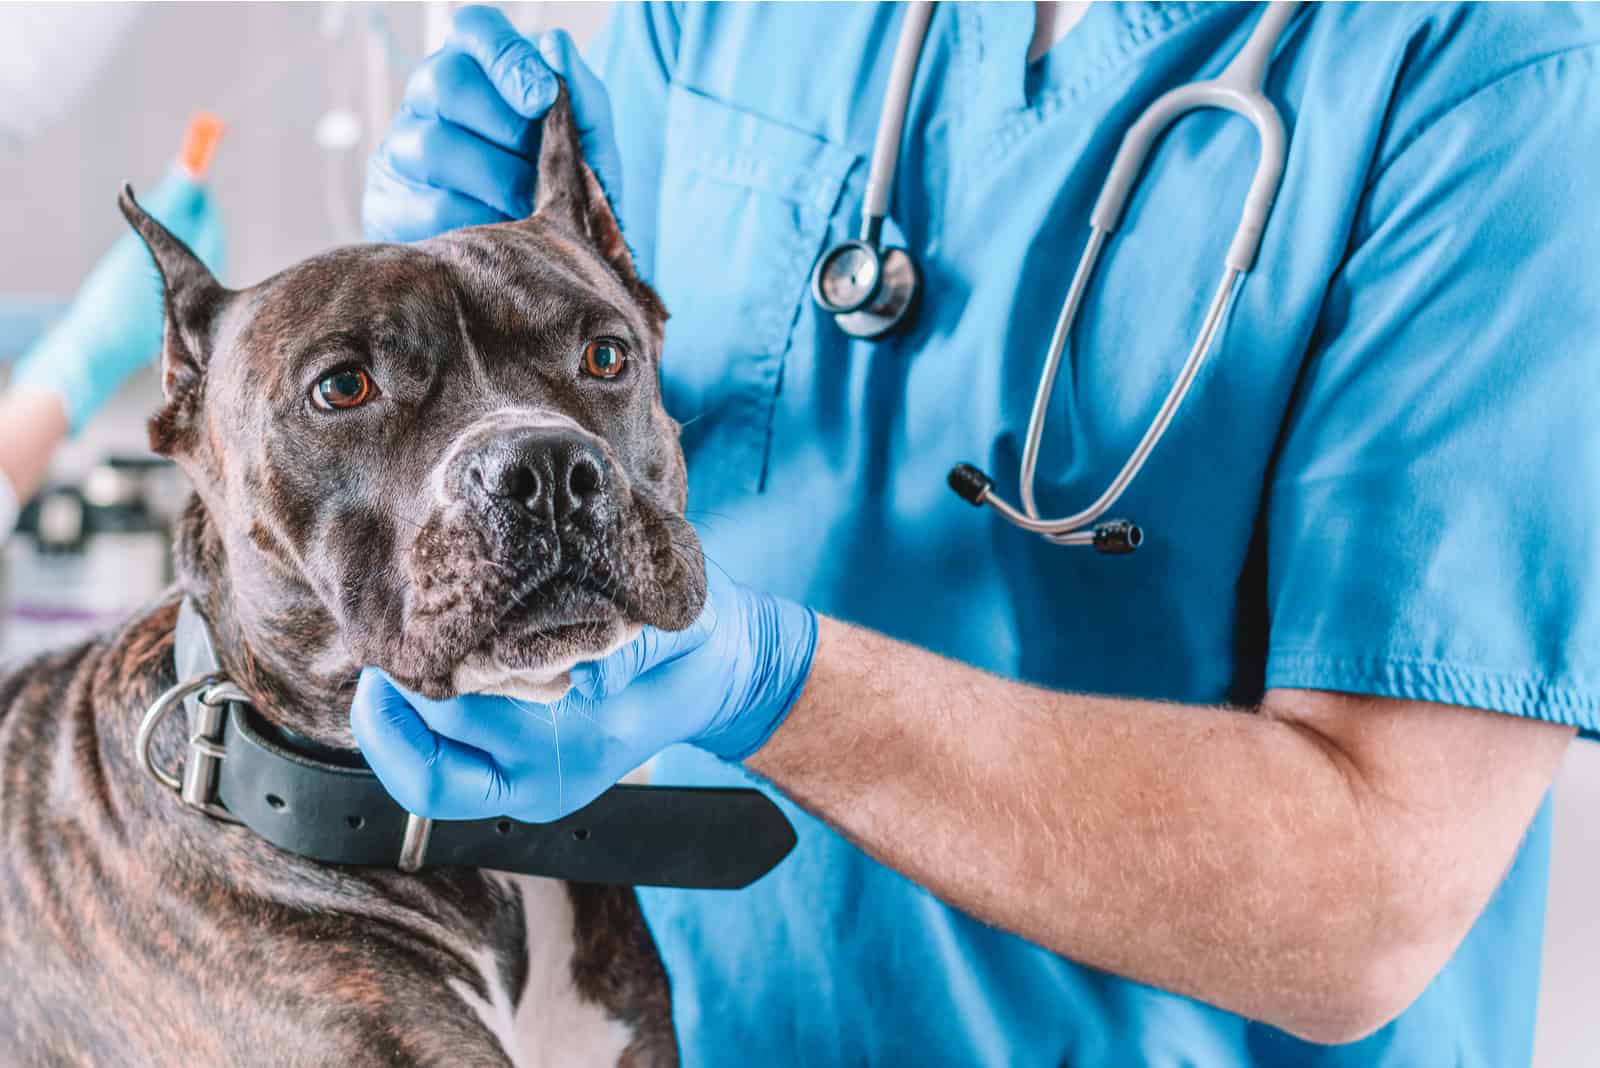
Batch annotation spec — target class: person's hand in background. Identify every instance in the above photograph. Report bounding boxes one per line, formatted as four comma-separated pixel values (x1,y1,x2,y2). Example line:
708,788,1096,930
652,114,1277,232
351,566,818,823
8,167,223,433
363,4,622,244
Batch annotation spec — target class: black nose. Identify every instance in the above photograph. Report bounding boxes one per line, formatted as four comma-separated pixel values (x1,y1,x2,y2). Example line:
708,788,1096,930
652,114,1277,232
470,428,609,521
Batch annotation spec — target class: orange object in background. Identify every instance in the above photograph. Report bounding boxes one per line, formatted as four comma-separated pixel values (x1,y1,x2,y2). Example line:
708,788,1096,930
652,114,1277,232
176,112,225,181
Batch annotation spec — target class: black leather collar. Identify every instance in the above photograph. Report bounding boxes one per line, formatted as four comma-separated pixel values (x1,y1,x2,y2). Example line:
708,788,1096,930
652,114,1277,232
144,600,796,889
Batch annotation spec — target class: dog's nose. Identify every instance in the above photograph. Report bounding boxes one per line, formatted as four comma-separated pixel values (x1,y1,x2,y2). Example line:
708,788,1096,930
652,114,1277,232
470,429,608,521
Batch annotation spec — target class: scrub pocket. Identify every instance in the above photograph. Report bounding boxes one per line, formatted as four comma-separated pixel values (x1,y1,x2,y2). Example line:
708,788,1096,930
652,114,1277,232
654,83,855,495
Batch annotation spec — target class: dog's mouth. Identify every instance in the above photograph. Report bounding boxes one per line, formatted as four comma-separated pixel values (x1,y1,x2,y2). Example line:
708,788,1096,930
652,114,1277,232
493,570,628,643
394,486,704,700
448,586,638,703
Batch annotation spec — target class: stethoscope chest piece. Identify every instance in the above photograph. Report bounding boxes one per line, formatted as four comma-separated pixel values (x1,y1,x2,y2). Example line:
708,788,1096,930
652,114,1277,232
812,239,920,340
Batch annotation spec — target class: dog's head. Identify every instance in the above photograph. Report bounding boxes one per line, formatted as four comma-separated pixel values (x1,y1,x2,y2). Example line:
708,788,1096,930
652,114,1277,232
122,87,703,711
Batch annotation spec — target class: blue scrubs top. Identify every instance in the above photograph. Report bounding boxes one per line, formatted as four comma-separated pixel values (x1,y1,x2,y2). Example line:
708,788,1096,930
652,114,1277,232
589,4,1600,1065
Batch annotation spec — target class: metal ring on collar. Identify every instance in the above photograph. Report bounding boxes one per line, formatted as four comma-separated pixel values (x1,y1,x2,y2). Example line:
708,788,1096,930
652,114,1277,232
136,672,247,823
138,672,226,791
201,680,253,707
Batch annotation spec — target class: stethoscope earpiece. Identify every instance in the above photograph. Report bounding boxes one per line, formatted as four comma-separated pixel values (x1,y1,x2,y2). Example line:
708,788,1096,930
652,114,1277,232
947,463,993,507
947,463,1143,554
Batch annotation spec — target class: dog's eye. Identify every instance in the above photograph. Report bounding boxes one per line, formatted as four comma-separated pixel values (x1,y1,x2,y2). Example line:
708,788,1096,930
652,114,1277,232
581,338,628,379
313,368,375,411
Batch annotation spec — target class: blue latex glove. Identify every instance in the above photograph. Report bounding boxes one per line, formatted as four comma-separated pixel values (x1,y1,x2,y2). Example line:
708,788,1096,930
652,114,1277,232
10,168,224,431
363,5,622,244
351,566,819,823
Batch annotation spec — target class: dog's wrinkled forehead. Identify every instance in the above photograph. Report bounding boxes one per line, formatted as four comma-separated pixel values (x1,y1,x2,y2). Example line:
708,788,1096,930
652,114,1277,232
425,222,657,345
220,222,653,412
220,245,456,402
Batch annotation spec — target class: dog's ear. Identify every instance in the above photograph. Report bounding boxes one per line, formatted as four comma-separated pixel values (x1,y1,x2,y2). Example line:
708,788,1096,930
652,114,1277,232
531,84,665,324
117,183,229,456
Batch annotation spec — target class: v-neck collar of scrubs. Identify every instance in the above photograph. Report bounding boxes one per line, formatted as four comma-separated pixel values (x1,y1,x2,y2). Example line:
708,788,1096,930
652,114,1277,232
961,2,1214,118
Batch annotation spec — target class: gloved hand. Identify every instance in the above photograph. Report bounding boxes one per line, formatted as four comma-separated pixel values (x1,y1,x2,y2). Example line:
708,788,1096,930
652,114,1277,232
351,566,819,823
10,168,223,432
363,4,622,244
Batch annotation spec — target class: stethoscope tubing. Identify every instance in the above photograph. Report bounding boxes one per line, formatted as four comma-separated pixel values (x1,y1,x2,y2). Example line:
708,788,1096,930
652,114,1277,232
821,1,1301,551
987,2,1299,548
860,1,936,244
1007,266,1240,540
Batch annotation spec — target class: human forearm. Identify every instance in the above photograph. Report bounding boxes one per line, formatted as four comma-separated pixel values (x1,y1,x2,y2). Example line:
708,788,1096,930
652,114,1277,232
747,615,1571,1042
0,385,69,507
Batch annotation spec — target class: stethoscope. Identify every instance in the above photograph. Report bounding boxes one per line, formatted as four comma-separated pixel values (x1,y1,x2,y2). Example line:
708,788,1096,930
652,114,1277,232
811,1,1301,553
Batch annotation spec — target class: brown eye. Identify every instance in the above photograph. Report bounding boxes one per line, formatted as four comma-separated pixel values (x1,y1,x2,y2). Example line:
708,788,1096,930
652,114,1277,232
313,368,374,410
581,338,628,379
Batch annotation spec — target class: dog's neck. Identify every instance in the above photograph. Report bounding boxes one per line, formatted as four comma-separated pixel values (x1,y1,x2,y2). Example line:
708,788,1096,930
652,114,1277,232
173,496,359,749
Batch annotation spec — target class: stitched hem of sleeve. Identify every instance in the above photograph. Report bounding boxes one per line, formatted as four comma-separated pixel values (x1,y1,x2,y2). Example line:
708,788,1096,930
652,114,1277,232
1265,650,1600,740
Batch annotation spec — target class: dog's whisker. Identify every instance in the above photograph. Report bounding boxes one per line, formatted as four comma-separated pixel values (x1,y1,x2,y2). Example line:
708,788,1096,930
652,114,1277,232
565,701,607,731
550,699,565,814
390,512,428,534
509,697,555,728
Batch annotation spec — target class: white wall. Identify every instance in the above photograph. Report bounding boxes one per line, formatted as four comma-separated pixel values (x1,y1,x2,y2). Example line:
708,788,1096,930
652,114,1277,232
0,2,611,298
0,4,1593,1063
1537,742,1600,1068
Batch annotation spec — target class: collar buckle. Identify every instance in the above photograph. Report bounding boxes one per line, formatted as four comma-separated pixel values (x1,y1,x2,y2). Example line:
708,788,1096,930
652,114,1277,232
136,672,244,825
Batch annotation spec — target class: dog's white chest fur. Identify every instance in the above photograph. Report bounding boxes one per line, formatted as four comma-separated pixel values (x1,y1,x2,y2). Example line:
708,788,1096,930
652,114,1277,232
449,874,635,1067
451,623,642,705
446,627,650,1064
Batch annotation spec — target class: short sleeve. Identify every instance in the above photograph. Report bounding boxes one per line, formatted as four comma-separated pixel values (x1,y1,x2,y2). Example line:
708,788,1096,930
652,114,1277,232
586,2,682,282
1264,46,1600,737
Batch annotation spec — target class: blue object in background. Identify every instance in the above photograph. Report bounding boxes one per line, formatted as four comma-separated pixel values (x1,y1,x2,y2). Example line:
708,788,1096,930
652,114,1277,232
0,297,68,367
8,168,223,432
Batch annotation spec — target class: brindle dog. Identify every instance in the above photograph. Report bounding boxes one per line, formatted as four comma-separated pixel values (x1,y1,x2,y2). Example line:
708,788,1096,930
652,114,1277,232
0,88,703,1066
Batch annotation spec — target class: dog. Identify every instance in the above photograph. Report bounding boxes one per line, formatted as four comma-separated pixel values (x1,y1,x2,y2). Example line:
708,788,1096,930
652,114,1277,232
0,86,705,1066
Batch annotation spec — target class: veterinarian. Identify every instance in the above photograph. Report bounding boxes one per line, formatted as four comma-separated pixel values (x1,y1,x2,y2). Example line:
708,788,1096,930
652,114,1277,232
354,4,1600,1065
0,168,221,540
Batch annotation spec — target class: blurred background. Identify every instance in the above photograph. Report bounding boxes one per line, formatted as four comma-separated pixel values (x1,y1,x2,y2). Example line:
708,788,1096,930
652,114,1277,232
0,5,1592,1064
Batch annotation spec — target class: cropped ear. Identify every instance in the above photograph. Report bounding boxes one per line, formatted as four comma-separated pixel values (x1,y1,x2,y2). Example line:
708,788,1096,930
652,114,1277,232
117,183,229,456
531,84,665,324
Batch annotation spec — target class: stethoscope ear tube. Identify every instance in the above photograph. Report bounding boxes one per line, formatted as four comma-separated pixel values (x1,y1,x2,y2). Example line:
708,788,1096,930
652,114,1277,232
948,1,1300,551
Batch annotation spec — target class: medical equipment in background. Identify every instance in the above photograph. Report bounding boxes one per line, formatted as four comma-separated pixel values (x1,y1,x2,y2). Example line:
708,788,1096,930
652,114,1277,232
0,111,224,660
812,0,1299,554
0,457,189,665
